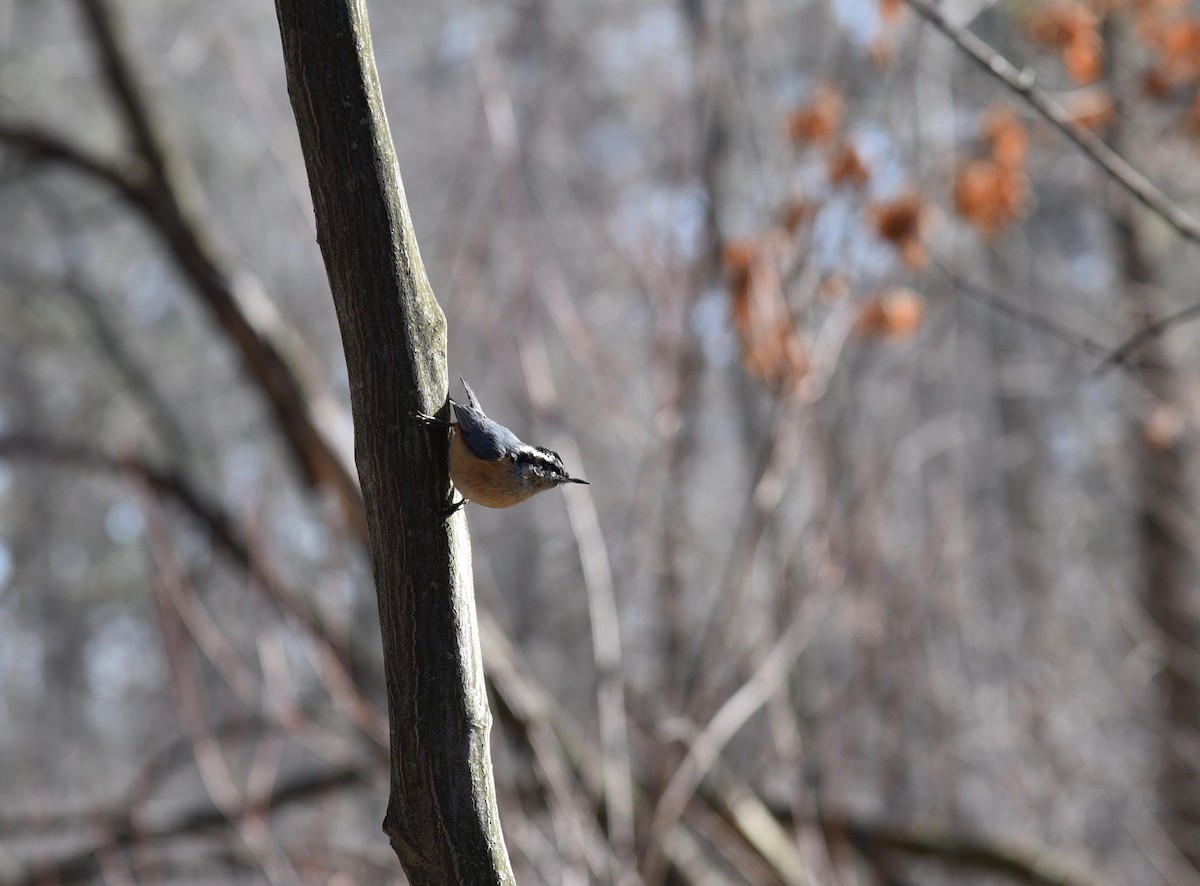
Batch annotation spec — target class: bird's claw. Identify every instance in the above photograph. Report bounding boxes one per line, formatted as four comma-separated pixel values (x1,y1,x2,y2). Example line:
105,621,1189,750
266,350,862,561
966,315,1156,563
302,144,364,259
441,496,467,519
413,410,453,427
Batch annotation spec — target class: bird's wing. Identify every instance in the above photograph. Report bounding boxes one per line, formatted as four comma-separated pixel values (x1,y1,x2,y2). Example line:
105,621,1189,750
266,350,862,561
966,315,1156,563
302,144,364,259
452,380,523,461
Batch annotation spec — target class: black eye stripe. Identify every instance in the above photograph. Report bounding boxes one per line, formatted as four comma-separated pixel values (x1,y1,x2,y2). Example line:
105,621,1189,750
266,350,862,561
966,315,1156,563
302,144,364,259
518,446,565,473
534,446,563,464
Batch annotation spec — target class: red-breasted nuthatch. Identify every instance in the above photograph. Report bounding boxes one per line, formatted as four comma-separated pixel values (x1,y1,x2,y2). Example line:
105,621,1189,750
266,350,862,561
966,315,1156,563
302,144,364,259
417,378,588,511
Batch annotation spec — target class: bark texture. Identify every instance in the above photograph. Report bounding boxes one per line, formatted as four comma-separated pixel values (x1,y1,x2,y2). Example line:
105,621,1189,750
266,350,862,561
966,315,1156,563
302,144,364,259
272,1,514,882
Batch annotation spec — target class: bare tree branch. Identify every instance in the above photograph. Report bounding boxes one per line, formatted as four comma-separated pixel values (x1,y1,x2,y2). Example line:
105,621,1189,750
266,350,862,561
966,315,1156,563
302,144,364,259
7,766,368,886
2,2,540,875
75,0,174,186
927,255,1114,359
480,616,723,886
516,332,636,882
903,0,1200,247
136,474,303,883
0,432,387,750
1095,299,1200,375
808,811,1113,886
643,602,828,884
0,121,150,206
927,254,1197,377
895,0,1200,436
61,278,195,463
0,0,368,540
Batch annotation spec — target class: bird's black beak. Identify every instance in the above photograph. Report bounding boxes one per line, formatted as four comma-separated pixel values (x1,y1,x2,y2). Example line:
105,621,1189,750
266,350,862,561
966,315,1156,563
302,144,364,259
565,477,590,485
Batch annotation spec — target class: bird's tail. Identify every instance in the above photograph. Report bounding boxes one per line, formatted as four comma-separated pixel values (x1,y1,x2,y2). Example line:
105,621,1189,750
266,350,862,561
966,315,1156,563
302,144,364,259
460,377,482,412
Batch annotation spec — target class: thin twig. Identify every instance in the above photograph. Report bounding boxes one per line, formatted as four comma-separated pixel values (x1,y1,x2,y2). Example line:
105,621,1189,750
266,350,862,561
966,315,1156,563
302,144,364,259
7,766,368,886
516,332,637,883
75,0,171,183
907,0,1200,374
802,810,1113,886
483,616,620,882
928,255,1114,359
479,614,722,885
932,254,1200,382
131,467,264,710
0,0,368,539
137,476,246,823
642,597,829,885
904,0,1200,247
65,279,196,461
0,432,388,750
1095,300,1200,375
679,380,806,719
474,39,637,881
0,253,194,463
0,121,149,206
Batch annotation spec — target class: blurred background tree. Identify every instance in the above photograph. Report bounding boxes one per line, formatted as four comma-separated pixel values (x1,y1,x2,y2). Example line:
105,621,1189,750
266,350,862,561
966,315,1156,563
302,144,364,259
2,0,1200,883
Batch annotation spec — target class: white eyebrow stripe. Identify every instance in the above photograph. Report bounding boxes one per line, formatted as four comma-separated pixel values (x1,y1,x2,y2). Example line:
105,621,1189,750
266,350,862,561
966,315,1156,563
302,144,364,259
516,445,561,470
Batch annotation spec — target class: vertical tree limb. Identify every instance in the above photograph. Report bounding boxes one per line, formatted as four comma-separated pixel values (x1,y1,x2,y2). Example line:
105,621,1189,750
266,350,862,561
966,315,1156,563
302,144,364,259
1104,18,1200,875
271,1,513,881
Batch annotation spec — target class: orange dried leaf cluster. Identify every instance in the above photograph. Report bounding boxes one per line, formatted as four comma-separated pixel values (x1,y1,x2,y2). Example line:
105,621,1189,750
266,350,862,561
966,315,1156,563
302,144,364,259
1142,65,1175,97
870,193,928,268
723,237,809,385
855,288,925,338
982,107,1029,168
780,199,819,234
871,0,907,65
828,142,871,187
954,161,1028,237
1148,18,1200,81
1028,3,1103,84
879,0,905,24
787,85,844,145
954,104,1029,237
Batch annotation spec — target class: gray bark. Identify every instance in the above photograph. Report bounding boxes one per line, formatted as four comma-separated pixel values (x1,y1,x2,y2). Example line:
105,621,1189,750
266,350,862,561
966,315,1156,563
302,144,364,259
272,1,515,882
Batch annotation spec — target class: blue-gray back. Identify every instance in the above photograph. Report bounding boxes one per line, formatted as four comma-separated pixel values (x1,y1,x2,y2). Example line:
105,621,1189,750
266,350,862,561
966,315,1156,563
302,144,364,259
453,379,523,461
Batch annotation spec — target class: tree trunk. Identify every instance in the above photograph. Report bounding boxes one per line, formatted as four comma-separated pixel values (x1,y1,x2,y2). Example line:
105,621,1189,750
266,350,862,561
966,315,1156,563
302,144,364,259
272,2,514,882
1107,16,1200,874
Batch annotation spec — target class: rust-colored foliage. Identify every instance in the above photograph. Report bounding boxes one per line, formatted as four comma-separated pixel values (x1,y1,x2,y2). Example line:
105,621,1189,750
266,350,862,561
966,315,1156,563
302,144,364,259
1028,5,1091,46
954,161,1029,238
1028,3,1103,84
787,85,844,145
723,237,809,385
871,0,907,65
870,193,928,268
1063,28,1104,84
855,288,925,338
880,0,905,23
954,104,1030,237
1142,65,1175,97
1149,18,1200,81
780,199,819,234
982,106,1029,169
828,142,871,187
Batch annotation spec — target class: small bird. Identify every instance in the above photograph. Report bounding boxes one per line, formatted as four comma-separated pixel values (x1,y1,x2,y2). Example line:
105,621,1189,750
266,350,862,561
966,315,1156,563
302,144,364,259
418,378,588,512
